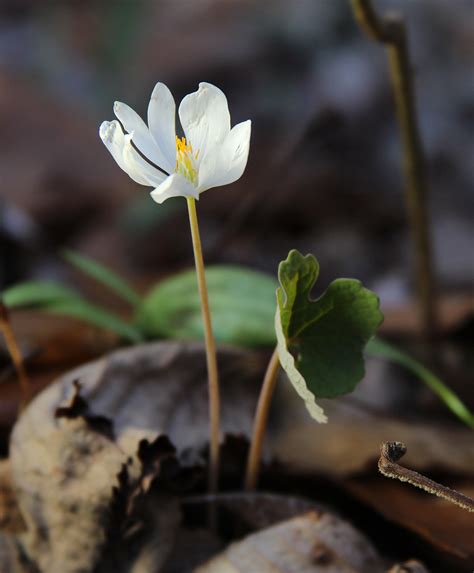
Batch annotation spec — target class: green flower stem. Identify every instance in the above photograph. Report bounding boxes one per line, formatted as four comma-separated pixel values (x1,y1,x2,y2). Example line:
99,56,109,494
0,301,30,406
245,347,280,491
350,0,437,338
186,197,221,493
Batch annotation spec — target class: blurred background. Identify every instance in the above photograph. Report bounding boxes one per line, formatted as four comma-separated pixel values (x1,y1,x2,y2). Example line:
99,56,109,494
0,0,472,304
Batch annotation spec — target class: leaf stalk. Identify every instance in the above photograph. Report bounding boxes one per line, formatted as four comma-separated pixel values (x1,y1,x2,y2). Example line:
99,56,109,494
245,347,280,490
0,301,31,406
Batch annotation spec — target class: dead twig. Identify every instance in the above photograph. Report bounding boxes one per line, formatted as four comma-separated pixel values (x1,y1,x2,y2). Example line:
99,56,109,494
350,0,437,338
379,441,474,512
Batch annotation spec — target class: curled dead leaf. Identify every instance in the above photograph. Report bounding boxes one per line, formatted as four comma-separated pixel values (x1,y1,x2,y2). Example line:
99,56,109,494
6,374,186,572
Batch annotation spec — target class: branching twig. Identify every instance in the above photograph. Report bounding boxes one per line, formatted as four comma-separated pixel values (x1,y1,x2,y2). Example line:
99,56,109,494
379,441,474,512
350,0,437,338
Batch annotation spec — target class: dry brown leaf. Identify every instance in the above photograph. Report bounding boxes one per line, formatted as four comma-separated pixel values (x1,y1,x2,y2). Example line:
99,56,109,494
2,341,469,570
272,386,474,477
345,477,474,571
19,340,469,479
0,311,118,427
379,295,473,337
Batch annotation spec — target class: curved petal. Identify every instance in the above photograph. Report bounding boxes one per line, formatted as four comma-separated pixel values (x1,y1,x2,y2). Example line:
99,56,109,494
114,101,171,173
99,121,166,187
150,173,199,204
197,119,251,193
100,120,148,185
148,82,177,173
122,134,167,187
178,82,231,163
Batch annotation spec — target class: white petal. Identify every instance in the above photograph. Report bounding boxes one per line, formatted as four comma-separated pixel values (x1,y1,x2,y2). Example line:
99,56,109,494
197,120,251,193
150,173,199,204
100,120,148,185
148,82,177,173
122,134,166,187
99,121,165,187
178,82,231,163
114,101,171,173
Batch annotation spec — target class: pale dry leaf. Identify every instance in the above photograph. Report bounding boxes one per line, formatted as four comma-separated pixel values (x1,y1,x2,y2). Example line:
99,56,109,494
8,376,183,572
164,492,324,572
386,559,429,572
4,342,261,572
194,511,385,573
12,341,261,457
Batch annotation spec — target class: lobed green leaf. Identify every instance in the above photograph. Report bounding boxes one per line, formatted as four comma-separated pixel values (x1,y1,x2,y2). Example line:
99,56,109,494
276,249,384,421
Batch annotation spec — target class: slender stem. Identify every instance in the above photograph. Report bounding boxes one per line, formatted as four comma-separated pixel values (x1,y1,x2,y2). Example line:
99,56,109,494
0,301,30,405
245,347,280,491
186,197,220,493
379,441,474,512
350,0,437,338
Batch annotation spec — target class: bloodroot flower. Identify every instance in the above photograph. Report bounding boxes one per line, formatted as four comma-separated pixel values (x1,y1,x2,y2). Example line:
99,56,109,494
99,82,251,204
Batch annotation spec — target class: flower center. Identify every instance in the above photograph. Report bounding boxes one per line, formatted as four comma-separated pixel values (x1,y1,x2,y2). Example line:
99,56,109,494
175,136,198,185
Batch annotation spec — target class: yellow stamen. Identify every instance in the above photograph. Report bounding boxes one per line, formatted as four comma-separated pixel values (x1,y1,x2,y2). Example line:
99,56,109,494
175,135,198,185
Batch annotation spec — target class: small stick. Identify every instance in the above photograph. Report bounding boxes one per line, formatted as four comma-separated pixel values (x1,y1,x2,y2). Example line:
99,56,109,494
350,0,437,338
0,301,31,405
379,441,474,512
245,348,280,491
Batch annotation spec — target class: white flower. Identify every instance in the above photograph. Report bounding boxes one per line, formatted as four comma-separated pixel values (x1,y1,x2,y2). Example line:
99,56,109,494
99,82,251,204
